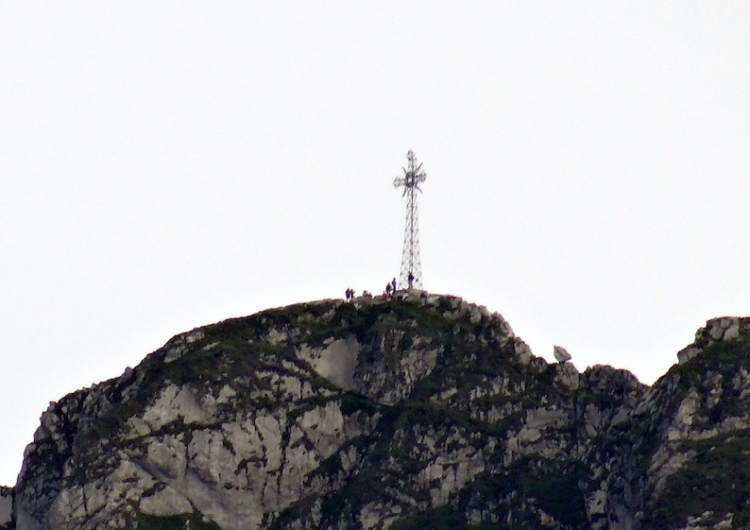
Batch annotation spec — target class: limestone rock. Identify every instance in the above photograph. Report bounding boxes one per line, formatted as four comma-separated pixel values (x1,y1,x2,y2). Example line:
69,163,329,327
553,345,572,363
8,296,750,530
0,487,12,530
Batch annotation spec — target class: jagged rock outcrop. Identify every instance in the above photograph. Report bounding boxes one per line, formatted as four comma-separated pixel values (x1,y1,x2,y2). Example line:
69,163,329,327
7,294,750,529
0,487,12,530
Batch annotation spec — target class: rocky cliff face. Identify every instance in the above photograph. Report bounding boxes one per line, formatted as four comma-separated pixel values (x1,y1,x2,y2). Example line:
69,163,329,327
0,487,12,530
7,293,750,530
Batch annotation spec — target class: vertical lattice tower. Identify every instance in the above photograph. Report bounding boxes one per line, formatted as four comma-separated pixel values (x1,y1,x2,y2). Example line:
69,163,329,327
393,150,427,290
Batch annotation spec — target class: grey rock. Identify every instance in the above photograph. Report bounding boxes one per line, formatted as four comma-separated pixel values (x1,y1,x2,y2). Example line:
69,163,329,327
553,345,572,363
9,297,750,530
0,487,12,530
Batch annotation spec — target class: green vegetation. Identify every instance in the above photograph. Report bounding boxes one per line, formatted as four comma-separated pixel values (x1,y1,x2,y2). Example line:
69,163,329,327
339,393,379,416
460,459,588,529
517,464,588,528
40,296,727,530
134,510,222,530
647,431,750,528
389,505,467,530
385,458,588,530
68,303,351,484
628,331,750,482
671,332,750,388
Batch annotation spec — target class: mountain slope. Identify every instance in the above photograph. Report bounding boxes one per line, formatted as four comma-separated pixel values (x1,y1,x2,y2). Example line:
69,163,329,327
10,293,750,530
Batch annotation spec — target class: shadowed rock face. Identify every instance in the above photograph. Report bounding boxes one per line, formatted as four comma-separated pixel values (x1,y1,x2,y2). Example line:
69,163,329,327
9,295,750,530
0,487,12,530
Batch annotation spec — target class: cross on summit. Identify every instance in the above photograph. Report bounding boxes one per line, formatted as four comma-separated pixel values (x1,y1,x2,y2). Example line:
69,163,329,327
393,150,426,290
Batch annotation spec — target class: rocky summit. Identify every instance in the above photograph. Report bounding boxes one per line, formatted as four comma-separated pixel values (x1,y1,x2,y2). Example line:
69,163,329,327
6,292,750,530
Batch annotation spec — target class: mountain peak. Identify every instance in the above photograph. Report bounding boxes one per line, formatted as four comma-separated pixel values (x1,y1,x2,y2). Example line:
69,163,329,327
8,295,750,530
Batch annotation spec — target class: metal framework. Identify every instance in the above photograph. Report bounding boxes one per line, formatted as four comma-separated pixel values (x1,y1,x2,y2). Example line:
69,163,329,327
393,150,426,290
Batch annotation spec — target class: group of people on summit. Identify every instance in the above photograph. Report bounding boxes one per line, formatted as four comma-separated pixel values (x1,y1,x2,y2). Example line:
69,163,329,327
345,277,400,301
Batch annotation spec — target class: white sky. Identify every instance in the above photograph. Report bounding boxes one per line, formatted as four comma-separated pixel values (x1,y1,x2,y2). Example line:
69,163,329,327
2,2,750,486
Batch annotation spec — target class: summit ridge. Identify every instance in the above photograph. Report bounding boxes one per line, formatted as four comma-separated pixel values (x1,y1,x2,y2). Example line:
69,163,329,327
5,292,750,530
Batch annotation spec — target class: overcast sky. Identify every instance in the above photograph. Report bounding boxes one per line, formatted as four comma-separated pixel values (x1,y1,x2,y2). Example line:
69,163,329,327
2,2,750,486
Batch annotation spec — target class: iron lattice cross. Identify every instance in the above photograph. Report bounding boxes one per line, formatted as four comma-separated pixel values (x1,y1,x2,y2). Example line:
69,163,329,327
393,150,426,290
